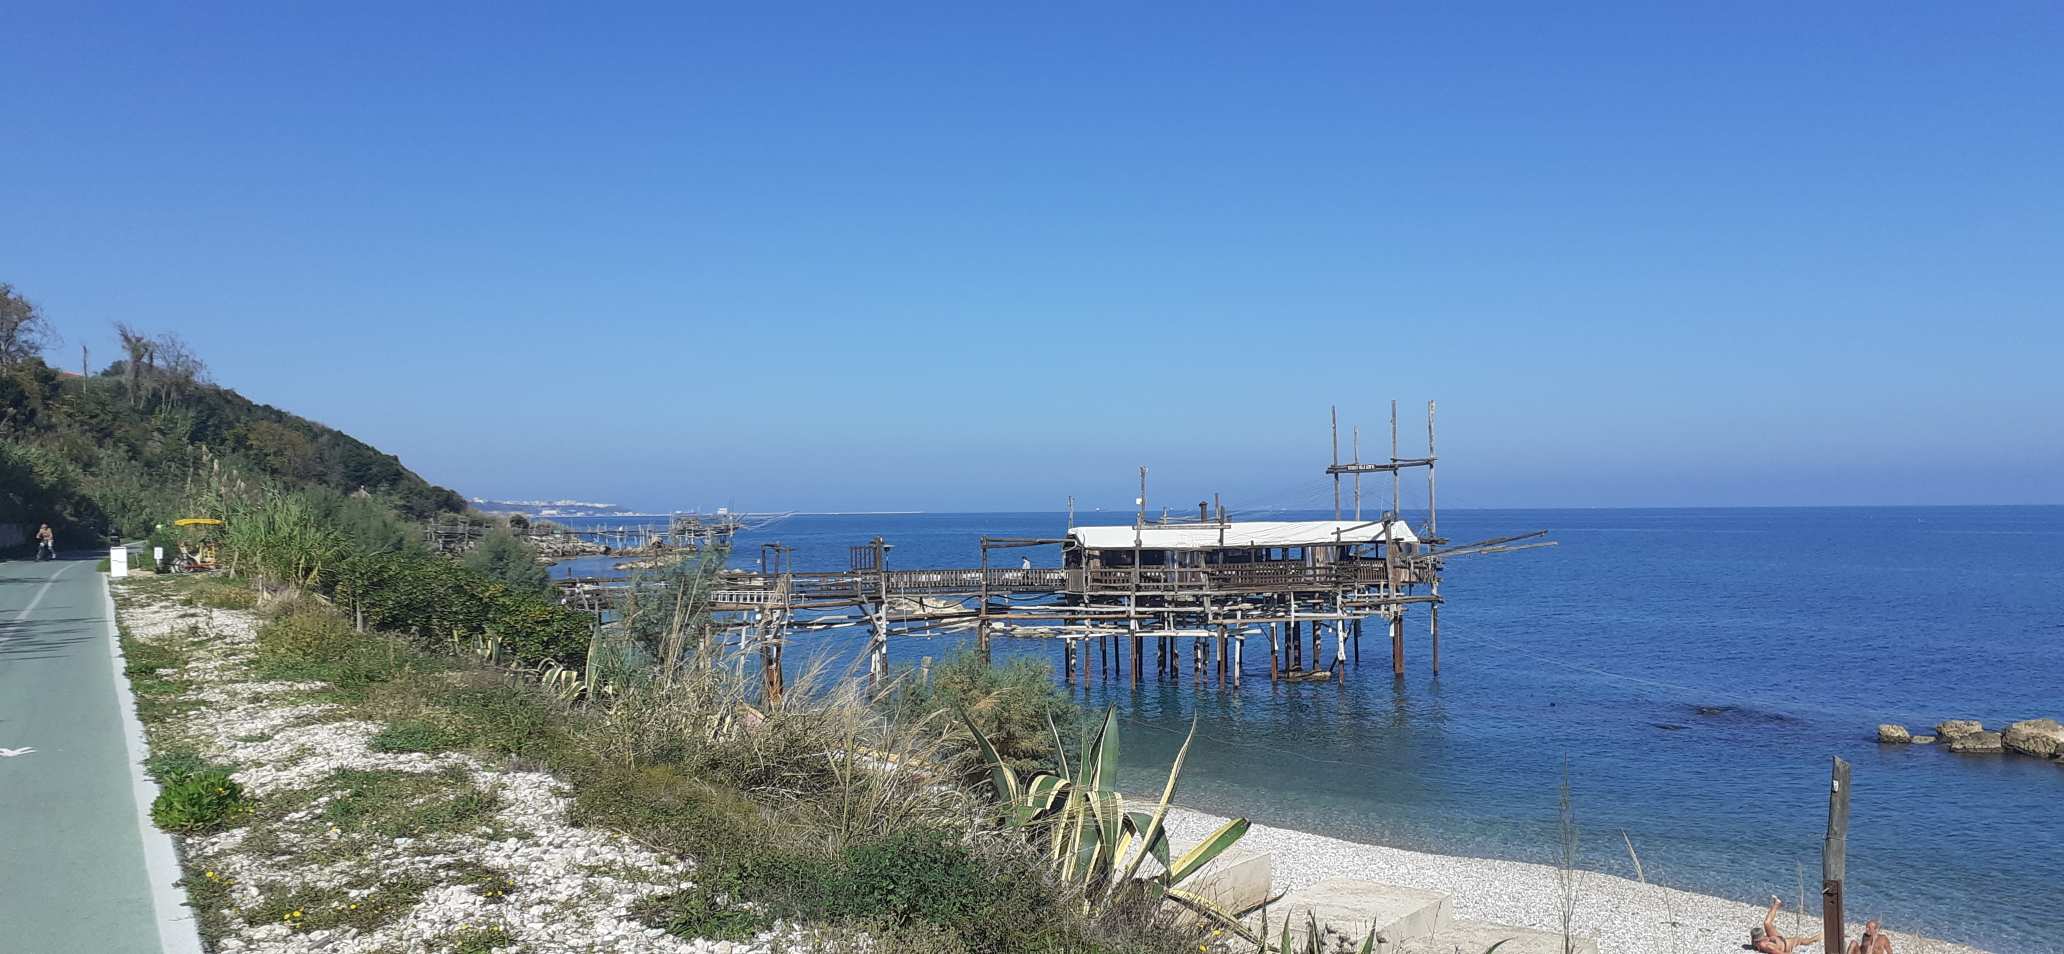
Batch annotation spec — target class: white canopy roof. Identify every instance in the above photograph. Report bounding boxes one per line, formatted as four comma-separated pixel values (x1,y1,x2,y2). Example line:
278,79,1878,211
1067,519,1419,551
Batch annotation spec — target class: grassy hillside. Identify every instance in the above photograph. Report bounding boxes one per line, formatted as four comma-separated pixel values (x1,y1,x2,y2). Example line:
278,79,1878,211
1,353,464,541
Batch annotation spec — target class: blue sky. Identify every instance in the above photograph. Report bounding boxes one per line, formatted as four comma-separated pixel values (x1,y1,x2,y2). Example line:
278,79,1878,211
6,4,2060,511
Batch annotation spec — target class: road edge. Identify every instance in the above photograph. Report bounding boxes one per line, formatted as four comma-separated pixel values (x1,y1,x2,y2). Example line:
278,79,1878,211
99,572,208,954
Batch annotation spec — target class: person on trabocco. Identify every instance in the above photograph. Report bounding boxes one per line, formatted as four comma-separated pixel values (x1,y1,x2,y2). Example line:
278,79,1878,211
1847,920,1893,954
35,523,56,561
1748,896,1822,953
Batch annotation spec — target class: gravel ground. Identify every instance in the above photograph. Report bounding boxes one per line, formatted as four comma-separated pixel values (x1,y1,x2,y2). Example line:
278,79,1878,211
117,585,805,954
1159,806,1990,954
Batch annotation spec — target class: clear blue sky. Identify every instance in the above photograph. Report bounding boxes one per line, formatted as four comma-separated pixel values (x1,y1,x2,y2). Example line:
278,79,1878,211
6,4,2060,512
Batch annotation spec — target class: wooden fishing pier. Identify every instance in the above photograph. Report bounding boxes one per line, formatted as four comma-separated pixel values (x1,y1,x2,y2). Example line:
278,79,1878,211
556,403,1550,701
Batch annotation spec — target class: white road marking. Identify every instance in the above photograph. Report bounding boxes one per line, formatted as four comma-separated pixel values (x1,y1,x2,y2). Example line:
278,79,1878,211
10,560,80,623
0,747,35,758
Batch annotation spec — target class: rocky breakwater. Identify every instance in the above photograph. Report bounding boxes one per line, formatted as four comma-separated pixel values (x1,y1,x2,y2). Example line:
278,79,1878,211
1877,717,2064,762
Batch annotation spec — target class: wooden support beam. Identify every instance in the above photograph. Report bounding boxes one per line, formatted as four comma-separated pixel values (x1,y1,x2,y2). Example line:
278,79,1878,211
1430,584,1441,675
1390,612,1405,677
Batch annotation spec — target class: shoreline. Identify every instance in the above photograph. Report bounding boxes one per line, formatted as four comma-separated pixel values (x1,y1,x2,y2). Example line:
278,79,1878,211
1157,805,1992,954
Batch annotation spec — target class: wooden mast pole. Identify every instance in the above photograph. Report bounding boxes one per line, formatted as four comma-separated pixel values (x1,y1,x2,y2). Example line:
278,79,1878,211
1427,401,1440,674
1132,467,1145,686
1390,399,1405,676
1352,426,1362,520
1390,399,1401,520
1331,405,1341,521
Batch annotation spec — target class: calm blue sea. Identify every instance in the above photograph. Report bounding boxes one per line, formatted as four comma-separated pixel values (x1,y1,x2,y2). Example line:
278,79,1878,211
553,508,2063,952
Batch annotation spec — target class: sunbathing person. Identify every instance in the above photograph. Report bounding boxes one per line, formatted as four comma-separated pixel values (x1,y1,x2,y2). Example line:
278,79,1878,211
1848,920,1892,954
1750,896,1823,954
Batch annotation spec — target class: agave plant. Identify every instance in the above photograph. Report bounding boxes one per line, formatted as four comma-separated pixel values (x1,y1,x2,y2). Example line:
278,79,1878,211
956,703,1257,939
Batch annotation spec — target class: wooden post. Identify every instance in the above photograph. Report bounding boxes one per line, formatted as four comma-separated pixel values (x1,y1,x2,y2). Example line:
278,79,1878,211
1390,612,1405,677
977,541,991,663
1430,581,1441,675
1268,623,1279,682
1823,757,1851,954
868,536,891,693
761,627,784,703
1233,635,1244,687
1132,630,1143,685
1081,634,1089,684
1063,640,1075,686
1217,627,1228,688
869,604,889,692
1352,618,1362,665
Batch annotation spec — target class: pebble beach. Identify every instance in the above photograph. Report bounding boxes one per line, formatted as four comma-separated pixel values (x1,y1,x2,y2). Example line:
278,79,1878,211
1158,806,1991,954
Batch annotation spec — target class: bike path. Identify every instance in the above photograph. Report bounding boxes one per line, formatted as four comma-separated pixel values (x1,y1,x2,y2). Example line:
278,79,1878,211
0,555,201,953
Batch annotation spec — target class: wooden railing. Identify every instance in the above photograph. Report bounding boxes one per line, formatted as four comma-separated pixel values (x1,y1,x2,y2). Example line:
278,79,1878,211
578,562,1427,611
1075,562,1424,594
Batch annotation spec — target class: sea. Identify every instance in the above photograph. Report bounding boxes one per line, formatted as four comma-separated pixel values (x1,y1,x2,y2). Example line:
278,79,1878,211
548,507,2063,952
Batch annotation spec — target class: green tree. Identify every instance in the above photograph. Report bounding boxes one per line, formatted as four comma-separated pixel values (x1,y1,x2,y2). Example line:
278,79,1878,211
0,283,54,366
462,528,550,594
0,360,60,433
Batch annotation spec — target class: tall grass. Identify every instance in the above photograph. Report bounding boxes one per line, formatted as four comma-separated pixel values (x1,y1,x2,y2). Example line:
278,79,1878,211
1553,760,1587,954
222,493,348,588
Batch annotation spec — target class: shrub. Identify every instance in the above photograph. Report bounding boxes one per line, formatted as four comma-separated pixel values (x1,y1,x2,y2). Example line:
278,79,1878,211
832,829,991,927
462,527,550,594
151,767,250,834
888,650,1077,773
334,549,590,667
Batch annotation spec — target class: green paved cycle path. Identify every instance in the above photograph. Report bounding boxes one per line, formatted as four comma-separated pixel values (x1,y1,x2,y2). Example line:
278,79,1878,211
0,554,202,954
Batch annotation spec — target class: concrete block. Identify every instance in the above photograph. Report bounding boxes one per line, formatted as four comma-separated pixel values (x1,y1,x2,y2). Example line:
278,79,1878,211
1183,849,1274,916
1271,879,1453,949
1395,920,1598,954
